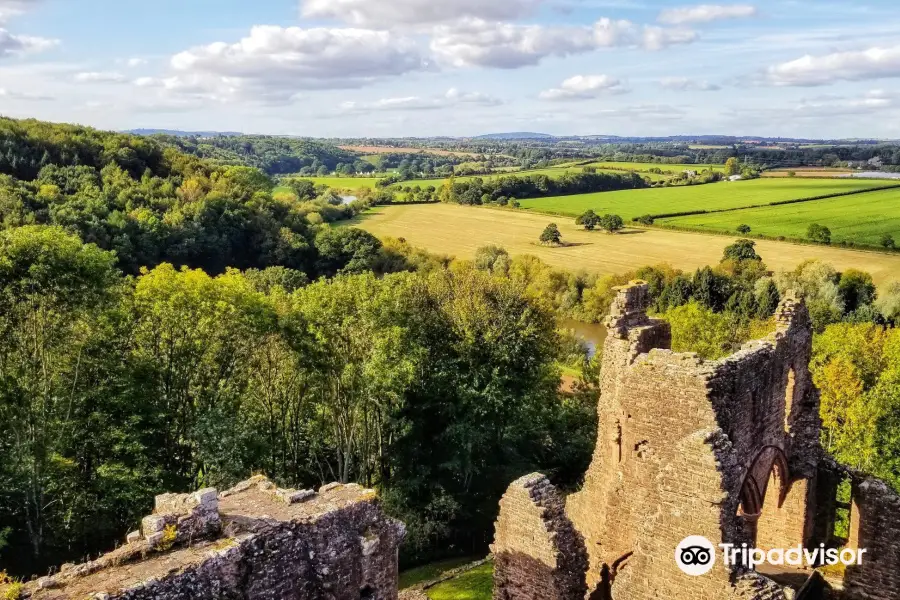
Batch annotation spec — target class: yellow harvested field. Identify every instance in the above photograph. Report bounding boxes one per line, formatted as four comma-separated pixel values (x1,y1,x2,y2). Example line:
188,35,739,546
354,203,900,287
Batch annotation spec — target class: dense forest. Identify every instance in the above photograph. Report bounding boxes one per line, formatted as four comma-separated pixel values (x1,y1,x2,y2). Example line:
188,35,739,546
0,117,375,276
3,118,900,582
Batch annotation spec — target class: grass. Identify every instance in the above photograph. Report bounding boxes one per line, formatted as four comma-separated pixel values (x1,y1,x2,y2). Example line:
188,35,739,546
517,178,896,220
583,161,725,173
658,186,900,247
399,557,479,589
353,203,900,287
426,562,493,600
276,176,384,190
401,164,670,189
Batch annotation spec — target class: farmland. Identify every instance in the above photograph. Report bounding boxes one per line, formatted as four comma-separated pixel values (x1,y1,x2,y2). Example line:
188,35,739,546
274,176,384,192
517,178,896,220
658,186,900,247
352,203,900,287
338,145,477,157
583,161,725,173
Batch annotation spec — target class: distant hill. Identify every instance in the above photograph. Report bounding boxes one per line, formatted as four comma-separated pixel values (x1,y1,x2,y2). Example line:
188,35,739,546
125,128,242,138
474,132,554,140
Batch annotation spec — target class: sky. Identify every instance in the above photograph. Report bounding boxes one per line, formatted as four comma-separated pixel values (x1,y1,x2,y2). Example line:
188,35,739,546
1,0,899,138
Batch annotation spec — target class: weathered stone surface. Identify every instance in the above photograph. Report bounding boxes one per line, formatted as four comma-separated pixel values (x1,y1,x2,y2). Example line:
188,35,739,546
21,476,405,600
491,474,588,600
494,282,900,600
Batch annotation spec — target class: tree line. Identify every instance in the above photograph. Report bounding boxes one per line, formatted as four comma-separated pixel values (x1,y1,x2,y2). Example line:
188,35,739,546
437,171,648,205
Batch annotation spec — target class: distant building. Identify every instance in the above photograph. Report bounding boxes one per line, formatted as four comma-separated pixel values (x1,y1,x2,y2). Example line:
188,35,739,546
868,157,885,168
728,174,743,181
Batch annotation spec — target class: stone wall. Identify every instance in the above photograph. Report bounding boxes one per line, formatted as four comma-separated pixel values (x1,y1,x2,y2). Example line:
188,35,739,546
843,477,900,600
16,476,405,600
491,474,588,600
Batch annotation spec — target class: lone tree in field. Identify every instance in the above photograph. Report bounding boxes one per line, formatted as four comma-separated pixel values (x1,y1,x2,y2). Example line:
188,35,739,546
736,224,751,234
723,239,760,262
576,209,600,230
599,213,624,233
725,157,741,176
807,223,832,245
881,233,896,249
540,223,562,245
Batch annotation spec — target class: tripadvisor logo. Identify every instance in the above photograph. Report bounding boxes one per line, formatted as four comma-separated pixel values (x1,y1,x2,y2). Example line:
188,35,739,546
675,536,716,576
675,535,868,576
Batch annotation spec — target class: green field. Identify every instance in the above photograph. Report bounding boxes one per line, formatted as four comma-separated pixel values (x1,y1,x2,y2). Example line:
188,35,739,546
276,176,384,191
517,178,896,220
659,185,900,246
402,166,666,189
584,161,725,173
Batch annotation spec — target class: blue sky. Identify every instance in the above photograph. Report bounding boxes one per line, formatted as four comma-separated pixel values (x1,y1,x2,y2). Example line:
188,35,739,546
1,0,899,138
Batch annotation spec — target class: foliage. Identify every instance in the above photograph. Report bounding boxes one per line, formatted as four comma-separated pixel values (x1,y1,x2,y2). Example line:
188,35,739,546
597,214,623,233
723,239,760,262
807,223,832,244
737,224,751,234
0,227,591,575
439,171,647,205
575,209,599,230
539,223,562,245
0,117,374,278
812,324,900,488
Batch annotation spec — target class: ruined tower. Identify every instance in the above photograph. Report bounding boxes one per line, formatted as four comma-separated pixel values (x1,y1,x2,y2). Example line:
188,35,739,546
493,281,900,600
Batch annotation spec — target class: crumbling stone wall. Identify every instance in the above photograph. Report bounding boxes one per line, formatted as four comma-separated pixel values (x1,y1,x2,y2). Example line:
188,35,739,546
16,476,405,600
842,477,900,600
491,474,588,600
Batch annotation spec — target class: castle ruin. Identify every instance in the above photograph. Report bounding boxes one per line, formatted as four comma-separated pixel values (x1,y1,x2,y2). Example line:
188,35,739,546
492,282,900,600
5,475,405,600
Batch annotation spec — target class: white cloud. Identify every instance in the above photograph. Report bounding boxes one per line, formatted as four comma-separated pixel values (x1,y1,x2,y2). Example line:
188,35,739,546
74,71,127,83
164,25,429,103
337,88,502,114
0,27,57,57
300,0,542,28
659,76,721,91
126,57,147,67
793,90,896,116
430,17,696,69
0,0,41,22
592,103,688,120
540,74,629,100
0,86,52,100
658,4,757,25
766,45,900,86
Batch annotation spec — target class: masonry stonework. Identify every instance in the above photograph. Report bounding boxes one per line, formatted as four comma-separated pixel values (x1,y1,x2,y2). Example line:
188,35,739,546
494,281,900,600
14,476,405,600
491,473,588,600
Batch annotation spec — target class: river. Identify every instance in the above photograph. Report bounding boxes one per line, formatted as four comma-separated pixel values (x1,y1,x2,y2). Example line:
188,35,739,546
559,318,607,359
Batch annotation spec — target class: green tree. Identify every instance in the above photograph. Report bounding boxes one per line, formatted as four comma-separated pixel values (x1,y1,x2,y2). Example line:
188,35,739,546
723,239,760,262
807,223,832,244
576,210,600,230
0,226,120,563
881,233,896,249
540,223,562,245
724,157,741,176
314,228,383,276
598,214,624,233
736,224,751,234
838,269,876,314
